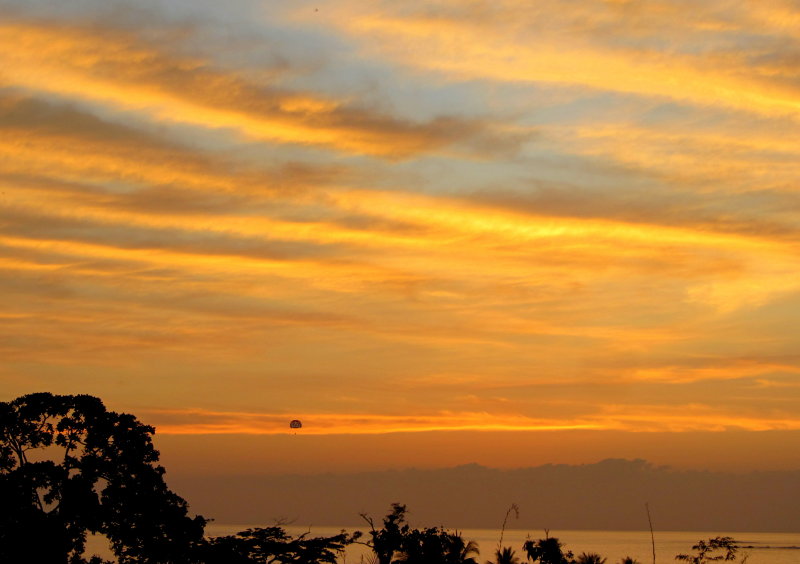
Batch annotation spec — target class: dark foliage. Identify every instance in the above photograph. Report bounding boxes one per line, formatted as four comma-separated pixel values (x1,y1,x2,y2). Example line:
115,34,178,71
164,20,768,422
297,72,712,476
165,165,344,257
361,504,480,564
0,393,206,564
523,536,574,564
361,503,410,564
199,526,359,564
490,546,521,564
396,527,480,564
575,553,606,564
675,537,741,564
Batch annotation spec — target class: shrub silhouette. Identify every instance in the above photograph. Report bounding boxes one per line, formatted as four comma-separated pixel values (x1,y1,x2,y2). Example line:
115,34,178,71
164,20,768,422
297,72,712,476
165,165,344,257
575,553,607,564
675,537,742,564
199,526,359,563
361,504,480,564
523,536,574,564
491,546,521,564
396,527,479,564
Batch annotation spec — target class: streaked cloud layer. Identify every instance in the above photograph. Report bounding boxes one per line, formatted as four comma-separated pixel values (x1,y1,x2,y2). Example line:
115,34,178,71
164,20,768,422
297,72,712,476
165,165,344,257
2,0,799,469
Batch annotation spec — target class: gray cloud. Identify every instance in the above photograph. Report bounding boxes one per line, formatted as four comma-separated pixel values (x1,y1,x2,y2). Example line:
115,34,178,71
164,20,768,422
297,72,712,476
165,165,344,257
464,181,800,242
0,206,341,262
0,13,531,159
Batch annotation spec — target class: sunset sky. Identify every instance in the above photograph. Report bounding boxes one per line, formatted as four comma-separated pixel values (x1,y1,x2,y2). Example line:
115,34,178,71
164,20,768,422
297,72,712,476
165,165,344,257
3,0,800,475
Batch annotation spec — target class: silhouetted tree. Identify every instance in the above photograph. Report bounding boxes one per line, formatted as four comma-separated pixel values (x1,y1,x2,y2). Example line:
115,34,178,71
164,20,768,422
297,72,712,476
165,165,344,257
442,531,481,564
199,526,359,564
675,537,741,564
361,503,410,564
575,553,606,564
361,504,480,564
491,546,521,564
396,527,480,564
0,393,206,564
523,536,574,564
619,558,640,564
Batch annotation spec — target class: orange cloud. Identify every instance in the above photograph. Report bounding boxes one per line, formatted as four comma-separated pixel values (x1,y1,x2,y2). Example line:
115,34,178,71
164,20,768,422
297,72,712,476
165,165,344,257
631,360,800,384
2,1,800,455
0,19,523,158
144,406,800,435
330,1,800,118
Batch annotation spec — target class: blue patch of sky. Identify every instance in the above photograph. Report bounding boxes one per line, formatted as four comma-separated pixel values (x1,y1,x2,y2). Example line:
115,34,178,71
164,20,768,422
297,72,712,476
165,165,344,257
386,144,660,200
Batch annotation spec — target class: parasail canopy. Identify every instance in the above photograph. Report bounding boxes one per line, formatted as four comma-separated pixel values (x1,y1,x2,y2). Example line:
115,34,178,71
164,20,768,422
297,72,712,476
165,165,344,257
289,419,302,429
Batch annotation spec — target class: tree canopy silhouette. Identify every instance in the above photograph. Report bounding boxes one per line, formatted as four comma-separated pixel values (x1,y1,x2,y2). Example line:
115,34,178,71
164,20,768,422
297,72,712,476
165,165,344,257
491,546,521,564
360,504,480,564
361,503,409,564
675,537,741,564
575,553,606,564
0,392,206,564
523,536,574,564
200,526,359,564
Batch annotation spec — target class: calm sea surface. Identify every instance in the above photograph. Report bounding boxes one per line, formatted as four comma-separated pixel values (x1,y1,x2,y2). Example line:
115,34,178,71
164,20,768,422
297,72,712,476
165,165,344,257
84,526,800,562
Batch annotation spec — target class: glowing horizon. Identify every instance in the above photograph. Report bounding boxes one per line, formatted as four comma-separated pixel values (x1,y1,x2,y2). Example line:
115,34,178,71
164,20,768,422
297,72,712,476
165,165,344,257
141,404,800,436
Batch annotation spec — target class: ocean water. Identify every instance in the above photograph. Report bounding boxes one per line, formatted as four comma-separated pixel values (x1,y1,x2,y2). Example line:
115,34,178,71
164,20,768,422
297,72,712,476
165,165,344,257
83,526,800,563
